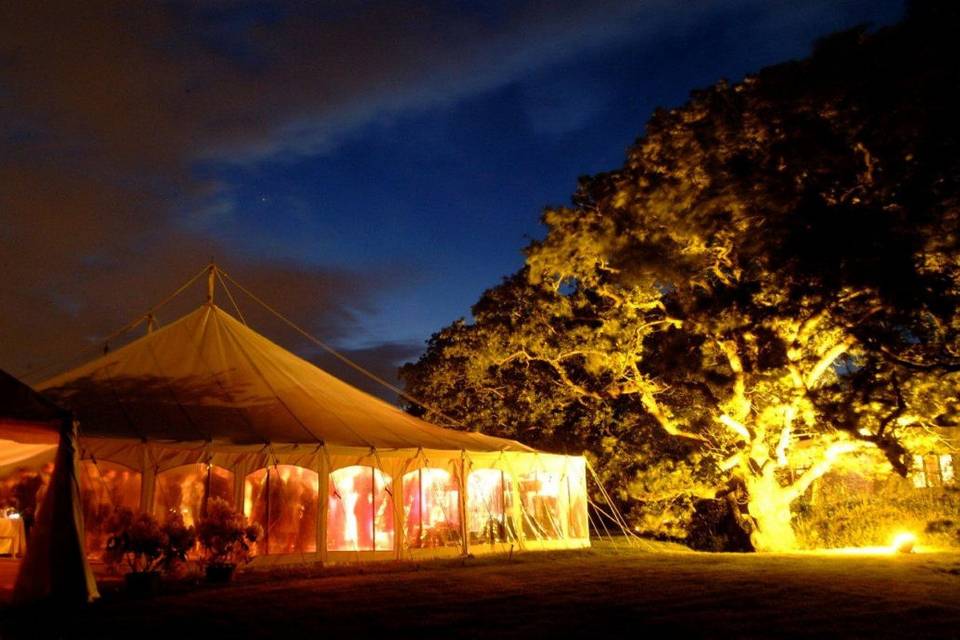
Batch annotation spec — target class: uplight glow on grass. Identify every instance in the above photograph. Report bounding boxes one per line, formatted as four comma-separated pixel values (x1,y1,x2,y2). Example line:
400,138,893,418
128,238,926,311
810,530,922,556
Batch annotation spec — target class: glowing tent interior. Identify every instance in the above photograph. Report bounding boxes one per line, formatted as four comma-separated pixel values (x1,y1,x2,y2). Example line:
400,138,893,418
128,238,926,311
0,369,98,604
1,266,589,601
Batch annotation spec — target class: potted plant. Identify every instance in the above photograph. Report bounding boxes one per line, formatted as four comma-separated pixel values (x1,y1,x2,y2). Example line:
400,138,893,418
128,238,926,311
104,508,164,596
104,508,197,595
160,511,198,577
196,497,262,583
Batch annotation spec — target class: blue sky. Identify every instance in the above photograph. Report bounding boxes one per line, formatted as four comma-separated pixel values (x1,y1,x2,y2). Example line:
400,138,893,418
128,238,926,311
0,0,904,397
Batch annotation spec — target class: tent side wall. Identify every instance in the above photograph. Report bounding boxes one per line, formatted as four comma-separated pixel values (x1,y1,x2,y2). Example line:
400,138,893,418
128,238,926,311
11,420,99,604
0,367,99,606
77,438,590,564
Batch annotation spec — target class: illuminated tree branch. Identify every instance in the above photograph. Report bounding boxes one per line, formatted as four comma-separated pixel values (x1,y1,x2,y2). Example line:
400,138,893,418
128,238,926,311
785,441,862,502
805,336,857,389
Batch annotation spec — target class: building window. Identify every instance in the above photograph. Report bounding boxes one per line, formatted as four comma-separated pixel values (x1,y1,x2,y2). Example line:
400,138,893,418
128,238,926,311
912,453,957,488
940,454,955,485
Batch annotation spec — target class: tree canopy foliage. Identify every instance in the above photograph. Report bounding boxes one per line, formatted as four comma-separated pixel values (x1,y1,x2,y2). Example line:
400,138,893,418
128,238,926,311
401,2,960,550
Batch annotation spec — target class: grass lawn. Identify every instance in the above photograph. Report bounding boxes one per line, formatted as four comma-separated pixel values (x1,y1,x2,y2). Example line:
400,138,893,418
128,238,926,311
2,542,959,639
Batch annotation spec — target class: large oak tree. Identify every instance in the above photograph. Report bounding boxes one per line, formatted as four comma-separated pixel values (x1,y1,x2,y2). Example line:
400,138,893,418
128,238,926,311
402,3,960,550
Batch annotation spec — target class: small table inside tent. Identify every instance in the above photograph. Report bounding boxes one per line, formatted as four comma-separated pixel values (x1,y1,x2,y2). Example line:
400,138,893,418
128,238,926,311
0,515,25,557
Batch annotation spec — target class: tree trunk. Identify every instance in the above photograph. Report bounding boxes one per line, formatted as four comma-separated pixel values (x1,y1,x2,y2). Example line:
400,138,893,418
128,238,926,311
744,469,798,552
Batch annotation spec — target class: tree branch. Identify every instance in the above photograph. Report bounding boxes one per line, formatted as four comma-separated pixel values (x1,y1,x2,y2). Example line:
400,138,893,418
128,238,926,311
495,349,603,400
639,391,709,443
718,338,750,422
717,414,752,443
879,347,960,373
805,336,857,389
776,405,794,466
785,441,861,501
877,374,906,437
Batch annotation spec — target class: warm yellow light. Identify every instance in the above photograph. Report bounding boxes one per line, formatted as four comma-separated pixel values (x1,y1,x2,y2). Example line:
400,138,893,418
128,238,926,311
891,531,916,554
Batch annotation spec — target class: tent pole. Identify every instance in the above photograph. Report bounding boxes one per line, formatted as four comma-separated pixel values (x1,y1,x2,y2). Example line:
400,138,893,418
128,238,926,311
232,462,245,521
459,451,469,557
561,458,571,541
206,264,216,304
202,462,212,518
500,469,507,545
317,451,328,563
140,446,156,516
418,467,423,549
508,456,524,549
264,468,270,555
371,466,376,551
392,471,403,560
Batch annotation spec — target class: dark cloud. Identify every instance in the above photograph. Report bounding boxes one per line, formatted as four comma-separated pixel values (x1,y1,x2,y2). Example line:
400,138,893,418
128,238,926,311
311,340,426,402
4,0,863,390
5,235,403,384
1,0,670,169
0,0,672,384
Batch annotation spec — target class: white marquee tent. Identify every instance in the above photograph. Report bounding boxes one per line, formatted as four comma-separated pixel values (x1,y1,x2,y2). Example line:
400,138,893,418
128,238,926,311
1,268,589,603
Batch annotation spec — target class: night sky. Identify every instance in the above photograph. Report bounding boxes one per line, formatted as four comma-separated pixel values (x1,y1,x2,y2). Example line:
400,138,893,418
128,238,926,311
0,1,903,399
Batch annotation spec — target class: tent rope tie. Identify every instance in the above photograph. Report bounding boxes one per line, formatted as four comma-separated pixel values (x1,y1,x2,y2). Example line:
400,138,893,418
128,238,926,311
585,499,623,555
586,498,620,546
586,461,641,538
215,269,248,325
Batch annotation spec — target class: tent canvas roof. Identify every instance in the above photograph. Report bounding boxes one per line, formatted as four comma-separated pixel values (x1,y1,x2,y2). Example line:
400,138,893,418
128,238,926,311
37,304,530,453
0,368,66,444
1,369,63,475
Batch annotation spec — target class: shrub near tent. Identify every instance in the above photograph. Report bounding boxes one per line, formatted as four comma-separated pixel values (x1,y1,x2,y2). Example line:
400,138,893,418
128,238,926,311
103,508,196,595
197,498,261,582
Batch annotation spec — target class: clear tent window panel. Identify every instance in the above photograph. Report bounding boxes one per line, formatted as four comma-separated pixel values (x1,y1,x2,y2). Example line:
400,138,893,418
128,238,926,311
519,471,563,540
467,469,514,545
78,460,141,557
244,465,319,555
154,464,236,528
0,462,53,523
327,465,394,552
208,465,236,507
401,467,461,549
154,464,206,527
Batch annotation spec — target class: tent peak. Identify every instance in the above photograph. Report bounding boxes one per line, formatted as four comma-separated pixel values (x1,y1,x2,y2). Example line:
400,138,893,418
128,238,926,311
207,263,216,305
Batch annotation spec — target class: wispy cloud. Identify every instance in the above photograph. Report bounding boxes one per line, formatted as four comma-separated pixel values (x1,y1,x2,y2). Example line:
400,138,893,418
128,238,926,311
0,0,898,383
